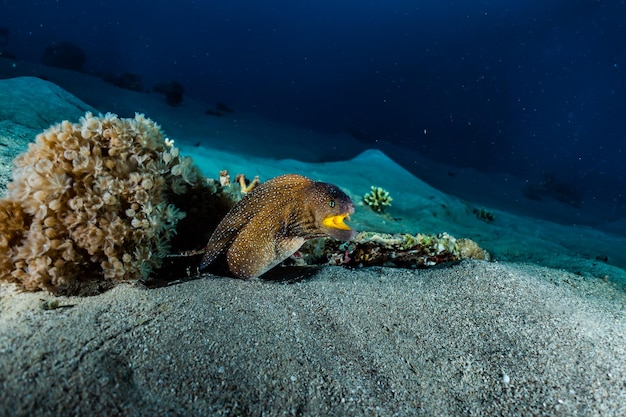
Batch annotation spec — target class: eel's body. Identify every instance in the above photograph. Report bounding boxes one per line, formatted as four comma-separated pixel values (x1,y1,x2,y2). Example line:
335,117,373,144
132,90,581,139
200,174,355,278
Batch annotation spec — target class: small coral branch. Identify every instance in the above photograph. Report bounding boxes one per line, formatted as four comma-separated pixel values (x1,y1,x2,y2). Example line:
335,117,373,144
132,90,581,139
235,173,260,194
363,186,393,213
218,170,231,186
215,170,260,193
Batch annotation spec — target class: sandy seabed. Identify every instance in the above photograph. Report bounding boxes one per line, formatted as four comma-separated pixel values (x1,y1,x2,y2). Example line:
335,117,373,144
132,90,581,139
1,260,624,417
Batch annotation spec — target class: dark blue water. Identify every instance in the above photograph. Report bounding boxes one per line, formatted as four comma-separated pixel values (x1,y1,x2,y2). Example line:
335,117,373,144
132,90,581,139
1,0,625,225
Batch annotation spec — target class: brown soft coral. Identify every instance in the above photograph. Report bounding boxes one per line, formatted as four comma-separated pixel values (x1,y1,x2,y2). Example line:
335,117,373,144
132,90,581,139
0,112,203,294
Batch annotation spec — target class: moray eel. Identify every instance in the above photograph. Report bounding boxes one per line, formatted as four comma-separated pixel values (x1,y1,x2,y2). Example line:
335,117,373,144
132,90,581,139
200,174,356,278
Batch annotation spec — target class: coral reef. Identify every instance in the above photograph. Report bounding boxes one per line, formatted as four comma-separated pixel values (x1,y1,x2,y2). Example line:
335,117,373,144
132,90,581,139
298,231,490,269
363,186,392,213
0,112,205,294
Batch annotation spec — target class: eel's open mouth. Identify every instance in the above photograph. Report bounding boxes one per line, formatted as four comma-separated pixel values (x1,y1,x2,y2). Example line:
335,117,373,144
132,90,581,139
322,213,352,231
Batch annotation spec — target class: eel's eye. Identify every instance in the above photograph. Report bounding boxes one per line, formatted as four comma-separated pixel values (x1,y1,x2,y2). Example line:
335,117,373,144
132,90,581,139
329,200,335,208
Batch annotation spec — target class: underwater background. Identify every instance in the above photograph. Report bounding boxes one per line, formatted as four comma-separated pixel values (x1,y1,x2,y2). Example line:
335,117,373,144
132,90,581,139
2,2,626,415
2,0,624,230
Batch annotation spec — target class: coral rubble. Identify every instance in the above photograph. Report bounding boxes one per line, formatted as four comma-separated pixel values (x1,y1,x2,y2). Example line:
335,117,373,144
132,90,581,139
299,231,490,269
0,112,204,294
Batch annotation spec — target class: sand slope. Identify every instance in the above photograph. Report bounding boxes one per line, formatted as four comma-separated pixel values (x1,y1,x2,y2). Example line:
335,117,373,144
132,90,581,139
1,261,624,416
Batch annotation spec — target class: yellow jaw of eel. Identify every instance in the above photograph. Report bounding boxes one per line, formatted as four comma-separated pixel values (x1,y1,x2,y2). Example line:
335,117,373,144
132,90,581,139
322,213,352,231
